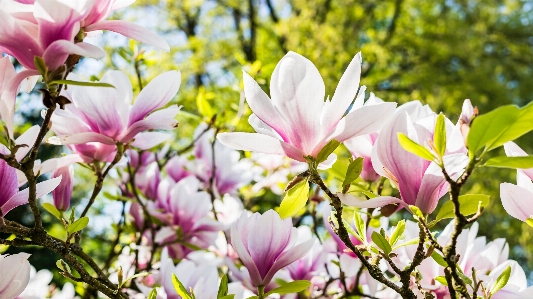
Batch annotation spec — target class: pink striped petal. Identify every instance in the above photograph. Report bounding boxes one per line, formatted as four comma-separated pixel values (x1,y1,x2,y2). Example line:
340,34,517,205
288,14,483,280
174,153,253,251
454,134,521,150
42,41,105,70
128,71,181,125
230,222,263,287
0,10,42,69
338,194,408,209
217,132,306,162
0,69,41,138
47,132,116,145
1,176,62,215
415,163,448,214
500,183,533,222
0,253,31,299
121,105,180,142
131,132,171,150
262,238,315,286
85,20,170,51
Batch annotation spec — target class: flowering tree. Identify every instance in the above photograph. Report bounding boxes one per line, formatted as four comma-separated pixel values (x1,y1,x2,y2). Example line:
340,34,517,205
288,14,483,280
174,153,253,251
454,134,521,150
0,0,532,299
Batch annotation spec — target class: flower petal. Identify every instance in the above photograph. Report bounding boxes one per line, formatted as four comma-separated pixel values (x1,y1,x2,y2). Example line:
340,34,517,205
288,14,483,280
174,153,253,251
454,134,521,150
0,253,31,299
42,40,105,70
217,132,306,162
262,238,315,287
500,183,533,222
14,125,40,161
131,132,171,150
230,220,263,287
121,105,180,142
269,51,325,154
1,176,62,215
504,141,533,180
321,52,361,133
128,71,181,125
85,20,170,51
47,132,116,145
415,163,448,214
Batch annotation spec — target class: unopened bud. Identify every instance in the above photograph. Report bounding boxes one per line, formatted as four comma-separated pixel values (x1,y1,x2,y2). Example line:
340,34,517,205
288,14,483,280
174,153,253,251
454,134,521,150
52,165,74,211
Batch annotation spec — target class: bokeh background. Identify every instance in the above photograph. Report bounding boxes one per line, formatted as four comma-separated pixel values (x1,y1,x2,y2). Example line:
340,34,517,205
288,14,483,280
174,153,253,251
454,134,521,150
3,0,533,291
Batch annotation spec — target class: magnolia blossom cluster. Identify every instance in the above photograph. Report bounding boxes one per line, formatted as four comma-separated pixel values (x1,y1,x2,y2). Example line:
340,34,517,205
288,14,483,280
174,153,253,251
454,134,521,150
0,0,532,298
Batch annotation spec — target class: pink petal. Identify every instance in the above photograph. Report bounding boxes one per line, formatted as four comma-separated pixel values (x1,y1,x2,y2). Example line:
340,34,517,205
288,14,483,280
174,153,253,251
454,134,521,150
84,20,170,51
0,10,43,69
14,125,40,161
121,105,180,142
0,69,41,138
500,183,533,222
217,132,306,162
415,163,448,214
504,142,533,180
0,253,31,299
338,194,408,209
242,71,290,142
1,176,62,215
0,57,16,92
128,71,181,125
230,221,263,287
47,132,116,145
321,52,362,133
269,51,325,154
262,238,315,286
131,132,171,150
42,41,105,70
34,0,92,47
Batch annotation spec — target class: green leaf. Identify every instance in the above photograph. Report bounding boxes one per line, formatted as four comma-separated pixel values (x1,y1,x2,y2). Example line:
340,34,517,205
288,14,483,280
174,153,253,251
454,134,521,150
397,133,436,161
435,276,448,286
342,157,364,187
120,272,150,287
219,296,235,299
389,220,405,246
317,140,340,163
361,190,378,199
467,103,533,155
431,252,448,267
526,217,533,228
342,219,364,243
278,179,309,219
330,158,350,180
409,205,424,219
264,280,311,296
172,274,192,299
42,203,61,220
56,259,71,274
457,267,473,286
434,113,447,157
353,212,367,243
196,87,214,117
67,216,89,234
147,289,158,299
489,265,511,298
49,80,115,88
217,274,229,298
483,156,533,169
371,231,392,255
435,194,490,221
392,237,419,250
34,56,47,79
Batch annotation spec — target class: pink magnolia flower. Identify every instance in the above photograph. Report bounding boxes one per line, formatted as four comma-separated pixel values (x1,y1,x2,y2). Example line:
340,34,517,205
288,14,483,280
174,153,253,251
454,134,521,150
339,105,468,214
165,155,192,183
230,210,314,287
51,165,74,211
0,152,61,216
344,133,380,182
499,142,533,222
48,70,181,158
218,51,396,164
0,253,31,299
286,227,325,281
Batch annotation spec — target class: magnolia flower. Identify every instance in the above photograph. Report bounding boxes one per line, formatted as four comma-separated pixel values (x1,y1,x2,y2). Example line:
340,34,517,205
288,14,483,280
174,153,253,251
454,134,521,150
344,133,380,182
48,70,181,154
166,155,192,183
0,157,61,216
230,210,314,287
500,142,533,222
0,253,31,299
51,165,74,211
339,105,468,214
135,162,160,200
18,266,53,299
286,227,325,281
457,99,476,144
159,248,219,299
218,51,396,165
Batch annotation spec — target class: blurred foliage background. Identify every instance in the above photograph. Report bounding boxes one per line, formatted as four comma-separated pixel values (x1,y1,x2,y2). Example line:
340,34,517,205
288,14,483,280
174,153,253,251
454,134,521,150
3,0,533,289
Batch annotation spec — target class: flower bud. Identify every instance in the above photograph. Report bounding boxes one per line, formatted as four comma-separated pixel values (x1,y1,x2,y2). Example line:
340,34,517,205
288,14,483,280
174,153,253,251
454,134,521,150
52,165,74,211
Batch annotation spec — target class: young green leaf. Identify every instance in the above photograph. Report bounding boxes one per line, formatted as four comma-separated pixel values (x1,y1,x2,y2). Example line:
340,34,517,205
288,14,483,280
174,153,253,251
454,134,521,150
361,190,378,199
392,237,420,250
389,220,405,246
264,280,311,296
342,219,364,243
371,231,392,255
353,212,367,243
196,87,214,118
431,252,448,267
482,156,533,169
120,272,150,288
42,203,61,220
434,113,447,157
48,80,115,88
33,56,47,79
217,274,229,297
342,157,364,188
397,133,436,162
435,194,490,221
147,289,158,299
67,216,89,234
409,205,424,219
219,295,235,299
435,276,448,286
489,265,512,298
278,179,309,219
317,140,340,163
172,274,193,299
526,217,533,228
